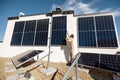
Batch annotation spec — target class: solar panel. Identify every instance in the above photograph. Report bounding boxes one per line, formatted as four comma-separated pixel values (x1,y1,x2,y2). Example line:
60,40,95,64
78,17,95,31
51,16,67,45
51,30,66,45
18,56,29,62
35,32,48,45
95,15,115,30
36,19,49,31
78,17,96,47
95,15,118,47
11,33,23,45
97,31,118,47
22,20,36,45
13,21,25,32
22,33,35,45
12,50,44,68
78,31,96,47
11,19,49,46
78,15,118,47
78,53,120,73
11,21,25,45
100,54,120,73
78,53,99,68
24,20,36,32
35,19,49,45
18,51,39,62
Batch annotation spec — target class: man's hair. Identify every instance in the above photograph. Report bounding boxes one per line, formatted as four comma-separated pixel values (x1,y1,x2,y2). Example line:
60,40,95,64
70,34,74,38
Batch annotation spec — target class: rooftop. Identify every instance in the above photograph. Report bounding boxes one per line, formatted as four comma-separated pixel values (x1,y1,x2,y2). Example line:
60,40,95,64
8,8,114,20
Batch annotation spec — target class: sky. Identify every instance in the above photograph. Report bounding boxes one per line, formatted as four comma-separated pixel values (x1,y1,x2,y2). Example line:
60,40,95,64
0,0,120,42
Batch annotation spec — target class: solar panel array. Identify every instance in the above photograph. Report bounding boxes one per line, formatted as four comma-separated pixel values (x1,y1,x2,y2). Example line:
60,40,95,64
11,16,67,46
11,15,118,47
51,16,67,45
11,19,49,46
78,53,120,73
78,15,118,47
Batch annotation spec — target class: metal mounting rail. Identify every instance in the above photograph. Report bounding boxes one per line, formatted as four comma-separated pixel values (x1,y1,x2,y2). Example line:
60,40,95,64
62,53,80,80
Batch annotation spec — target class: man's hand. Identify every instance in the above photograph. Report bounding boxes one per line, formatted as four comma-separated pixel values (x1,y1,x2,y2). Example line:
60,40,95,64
66,31,70,38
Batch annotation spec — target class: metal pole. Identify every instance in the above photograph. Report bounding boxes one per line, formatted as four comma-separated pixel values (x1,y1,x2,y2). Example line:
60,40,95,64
47,14,52,69
76,59,78,80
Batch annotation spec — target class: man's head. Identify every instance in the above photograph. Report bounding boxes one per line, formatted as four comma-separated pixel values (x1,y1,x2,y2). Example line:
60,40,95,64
70,34,74,38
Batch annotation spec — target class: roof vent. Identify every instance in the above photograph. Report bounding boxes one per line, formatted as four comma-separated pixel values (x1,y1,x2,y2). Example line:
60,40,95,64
56,7,62,12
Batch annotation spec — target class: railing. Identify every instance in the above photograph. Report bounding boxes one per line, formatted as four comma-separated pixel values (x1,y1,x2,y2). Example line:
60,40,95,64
62,53,80,80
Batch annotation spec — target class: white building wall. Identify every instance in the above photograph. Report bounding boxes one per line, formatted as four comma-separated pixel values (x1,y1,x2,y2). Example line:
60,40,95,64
0,12,119,63
0,42,4,57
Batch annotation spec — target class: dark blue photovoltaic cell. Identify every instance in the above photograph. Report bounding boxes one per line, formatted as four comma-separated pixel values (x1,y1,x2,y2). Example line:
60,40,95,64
78,17,96,47
11,33,23,45
36,19,49,32
52,16,66,30
51,30,66,45
11,21,25,45
35,32,48,45
51,16,66,45
78,53,120,73
18,56,29,62
35,19,49,45
18,51,40,62
22,33,34,45
78,17,94,31
27,51,39,58
100,54,120,73
97,31,118,47
78,31,96,46
13,21,25,32
24,20,36,32
95,15,115,30
22,20,36,45
78,53,99,67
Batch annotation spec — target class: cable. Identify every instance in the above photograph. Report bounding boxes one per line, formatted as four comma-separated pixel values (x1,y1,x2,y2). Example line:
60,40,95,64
51,68,58,80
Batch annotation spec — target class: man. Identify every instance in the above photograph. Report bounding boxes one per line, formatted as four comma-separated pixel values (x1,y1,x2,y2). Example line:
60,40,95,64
66,32,74,64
